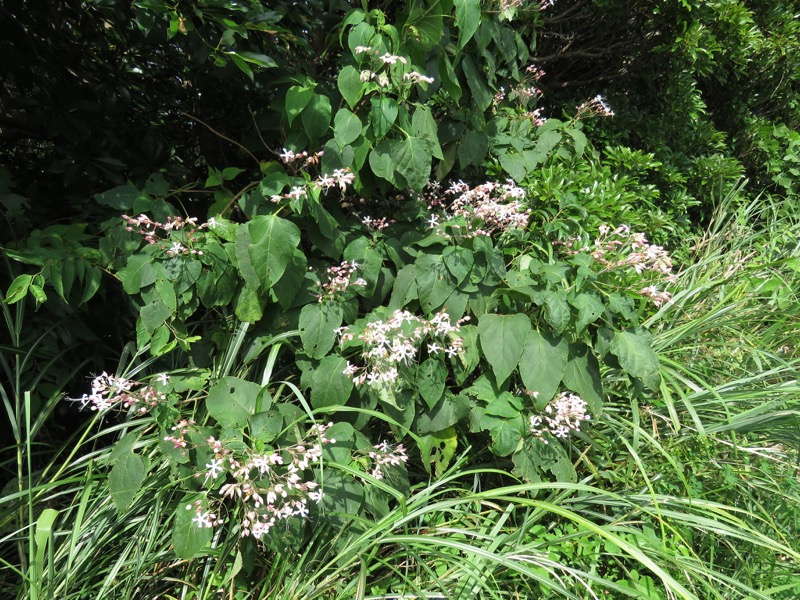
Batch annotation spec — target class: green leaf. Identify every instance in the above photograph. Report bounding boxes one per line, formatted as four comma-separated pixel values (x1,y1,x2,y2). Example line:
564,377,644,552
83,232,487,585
285,86,314,126
392,136,431,191
411,106,443,159
458,129,489,168
485,391,522,418
480,413,523,456
5,274,32,304
442,246,474,285
562,344,603,415
320,471,364,526
95,184,141,210
79,266,102,304
418,427,458,476
236,51,277,69
206,376,262,428
454,0,481,51
338,66,363,109
404,5,443,51
118,254,157,294
371,96,398,140
140,299,172,334
348,22,376,58
461,55,493,111
416,393,469,434
173,498,213,559
415,254,453,312
230,53,254,81
155,278,177,311
518,330,568,405
249,410,283,443
478,313,531,386
389,264,418,309
333,108,363,147
272,248,307,309
246,214,301,289
498,152,528,182
299,302,344,359
369,139,396,184
571,292,605,332
234,284,263,323
610,329,661,390
301,93,332,140
534,290,571,333
418,358,446,410
311,355,353,408
109,449,146,513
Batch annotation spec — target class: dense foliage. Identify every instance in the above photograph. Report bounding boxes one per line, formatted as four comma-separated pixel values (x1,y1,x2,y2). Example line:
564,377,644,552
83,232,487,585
2,1,800,598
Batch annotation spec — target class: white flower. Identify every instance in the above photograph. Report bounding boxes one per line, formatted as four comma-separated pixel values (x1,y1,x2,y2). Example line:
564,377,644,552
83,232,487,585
156,373,169,386
379,53,408,65
205,458,224,480
192,510,214,528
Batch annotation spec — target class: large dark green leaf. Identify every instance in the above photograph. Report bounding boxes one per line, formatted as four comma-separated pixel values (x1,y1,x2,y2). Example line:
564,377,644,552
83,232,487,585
478,313,531,385
415,254,453,312
109,447,146,513
245,215,301,289
518,330,568,406
311,355,353,408
371,96,398,140
562,344,603,415
392,136,431,191
299,302,344,359
610,329,661,390
206,376,262,428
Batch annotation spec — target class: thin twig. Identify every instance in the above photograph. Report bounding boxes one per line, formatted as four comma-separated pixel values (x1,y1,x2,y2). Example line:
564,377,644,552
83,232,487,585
179,110,260,166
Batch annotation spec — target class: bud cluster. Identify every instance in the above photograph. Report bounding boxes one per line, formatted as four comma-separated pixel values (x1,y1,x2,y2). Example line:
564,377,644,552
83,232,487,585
315,260,368,302
529,392,590,443
122,214,207,256
186,423,336,540
367,441,409,480
73,371,168,414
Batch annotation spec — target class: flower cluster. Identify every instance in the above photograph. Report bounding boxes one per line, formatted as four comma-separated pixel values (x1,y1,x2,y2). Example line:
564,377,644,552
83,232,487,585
361,215,393,232
164,418,195,455
529,392,590,443
353,47,434,88
564,224,676,306
316,168,356,192
340,310,467,387
72,372,168,413
526,108,547,127
426,180,529,238
190,423,336,540
315,260,367,302
367,441,409,480
511,84,543,104
122,214,207,256
575,95,615,119
591,225,675,278
403,71,435,85
278,148,324,167
270,167,356,205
